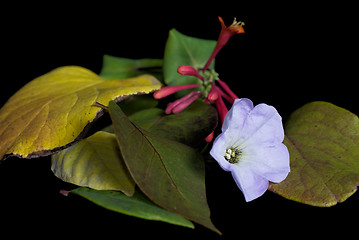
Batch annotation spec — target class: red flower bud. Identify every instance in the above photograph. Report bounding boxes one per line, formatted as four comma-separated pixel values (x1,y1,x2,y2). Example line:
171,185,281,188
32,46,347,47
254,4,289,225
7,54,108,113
165,91,202,114
205,131,214,142
207,86,220,102
153,84,201,99
215,95,229,124
217,79,239,101
177,65,204,81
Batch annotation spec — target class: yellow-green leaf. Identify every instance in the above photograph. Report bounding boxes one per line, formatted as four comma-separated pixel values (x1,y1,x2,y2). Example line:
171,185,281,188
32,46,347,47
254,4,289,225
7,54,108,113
269,101,359,206
51,131,135,196
0,66,161,160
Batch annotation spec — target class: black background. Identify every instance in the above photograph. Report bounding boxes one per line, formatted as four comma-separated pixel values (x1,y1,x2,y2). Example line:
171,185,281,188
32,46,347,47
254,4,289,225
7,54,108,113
1,2,358,238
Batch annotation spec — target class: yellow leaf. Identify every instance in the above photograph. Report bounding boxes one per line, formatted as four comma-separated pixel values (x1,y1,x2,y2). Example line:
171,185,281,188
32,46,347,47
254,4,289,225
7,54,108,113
0,66,161,159
51,131,136,196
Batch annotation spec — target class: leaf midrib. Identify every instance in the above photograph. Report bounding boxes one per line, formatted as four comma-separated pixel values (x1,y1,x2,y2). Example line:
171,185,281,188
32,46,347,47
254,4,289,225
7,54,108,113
130,122,180,191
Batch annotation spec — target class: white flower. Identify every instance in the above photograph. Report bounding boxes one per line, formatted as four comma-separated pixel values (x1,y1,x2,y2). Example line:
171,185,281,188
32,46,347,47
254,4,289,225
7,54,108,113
210,98,290,202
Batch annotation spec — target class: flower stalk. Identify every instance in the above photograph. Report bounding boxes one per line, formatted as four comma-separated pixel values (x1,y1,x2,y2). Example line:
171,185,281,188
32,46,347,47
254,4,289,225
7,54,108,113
213,91,229,124
217,79,239,101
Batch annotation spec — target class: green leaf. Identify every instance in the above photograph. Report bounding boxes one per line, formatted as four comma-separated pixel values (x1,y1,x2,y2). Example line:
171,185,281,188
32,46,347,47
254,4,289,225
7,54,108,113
105,100,218,145
129,108,165,130
108,101,220,234
100,55,163,80
269,101,359,206
117,94,158,116
103,108,164,134
70,187,194,229
51,131,135,196
130,100,217,146
102,95,159,133
163,29,216,96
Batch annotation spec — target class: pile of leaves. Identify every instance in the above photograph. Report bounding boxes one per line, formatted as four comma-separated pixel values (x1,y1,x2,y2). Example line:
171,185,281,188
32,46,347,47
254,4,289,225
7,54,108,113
0,25,358,235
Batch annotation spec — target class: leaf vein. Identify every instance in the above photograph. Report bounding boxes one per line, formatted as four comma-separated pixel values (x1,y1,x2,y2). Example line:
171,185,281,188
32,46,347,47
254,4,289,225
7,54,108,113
130,122,179,191
285,134,339,202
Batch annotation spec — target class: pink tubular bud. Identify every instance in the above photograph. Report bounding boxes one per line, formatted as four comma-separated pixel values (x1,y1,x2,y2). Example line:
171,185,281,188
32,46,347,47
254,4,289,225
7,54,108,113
205,131,214,142
172,92,202,114
215,96,228,124
177,65,205,81
217,79,239,101
153,84,201,99
165,91,202,114
215,86,233,104
207,86,220,102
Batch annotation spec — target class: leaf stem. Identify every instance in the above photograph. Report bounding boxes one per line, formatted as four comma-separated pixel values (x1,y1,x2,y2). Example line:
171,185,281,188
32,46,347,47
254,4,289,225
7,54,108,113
94,102,108,110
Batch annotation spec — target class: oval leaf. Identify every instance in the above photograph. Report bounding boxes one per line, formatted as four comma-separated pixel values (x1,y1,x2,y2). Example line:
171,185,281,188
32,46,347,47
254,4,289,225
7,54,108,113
108,101,220,234
51,131,135,196
0,66,161,159
70,187,194,229
269,101,359,206
163,29,216,96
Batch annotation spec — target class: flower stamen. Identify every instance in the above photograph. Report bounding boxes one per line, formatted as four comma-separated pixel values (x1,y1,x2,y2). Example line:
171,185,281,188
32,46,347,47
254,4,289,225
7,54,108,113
224,147,242,164
203,16,245,73
228,18,245,33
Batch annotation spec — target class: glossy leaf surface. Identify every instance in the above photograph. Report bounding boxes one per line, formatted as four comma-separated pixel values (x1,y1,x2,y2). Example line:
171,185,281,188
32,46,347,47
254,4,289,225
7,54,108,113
0,66,161,159
108,101,220,234
269,101,359,206
70,187,194,228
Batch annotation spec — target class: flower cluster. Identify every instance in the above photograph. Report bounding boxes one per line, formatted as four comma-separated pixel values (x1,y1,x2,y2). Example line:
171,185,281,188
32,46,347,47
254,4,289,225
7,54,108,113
154,17,245,128
154,16,290,202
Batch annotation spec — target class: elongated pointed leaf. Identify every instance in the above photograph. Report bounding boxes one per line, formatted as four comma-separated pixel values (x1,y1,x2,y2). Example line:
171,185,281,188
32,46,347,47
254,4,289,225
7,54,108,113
269,101,359,206
0,66,161,159
70,187,194,229
51,131,135,196
108,101,220,234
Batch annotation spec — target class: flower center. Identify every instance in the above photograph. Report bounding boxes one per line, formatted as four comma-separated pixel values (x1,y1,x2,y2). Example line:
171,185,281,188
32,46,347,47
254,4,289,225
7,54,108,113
224,147,242,164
